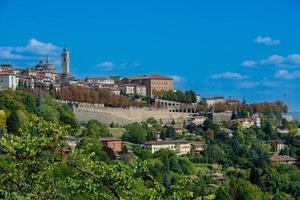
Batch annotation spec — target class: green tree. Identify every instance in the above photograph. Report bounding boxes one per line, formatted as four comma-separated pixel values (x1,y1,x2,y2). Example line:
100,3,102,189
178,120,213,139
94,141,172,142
39,104,60,122
217,178,267,200
122,123,147,144
0,110,7,129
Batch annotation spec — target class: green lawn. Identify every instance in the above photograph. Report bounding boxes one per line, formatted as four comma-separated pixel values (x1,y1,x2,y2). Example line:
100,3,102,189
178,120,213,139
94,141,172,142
109,127,126,138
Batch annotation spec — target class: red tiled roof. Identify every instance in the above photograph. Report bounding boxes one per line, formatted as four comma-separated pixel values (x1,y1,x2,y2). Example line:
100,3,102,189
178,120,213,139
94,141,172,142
271,155,296,162
86,77,113,81
127,74,173,80
145,140,189,145
100,137,121,142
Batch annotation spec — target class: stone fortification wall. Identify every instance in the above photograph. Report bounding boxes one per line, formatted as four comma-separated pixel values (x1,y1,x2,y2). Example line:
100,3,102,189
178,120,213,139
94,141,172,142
73,105,190,125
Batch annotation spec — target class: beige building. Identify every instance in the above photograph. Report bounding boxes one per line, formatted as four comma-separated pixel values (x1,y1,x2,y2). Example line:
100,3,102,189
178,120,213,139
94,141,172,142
145,140,191,155
203,96,225,107
134,84,147,96
125,74,173,97
120,84,135,95
271,155,296,165
236,118,254,128
120,84,146,96
186,116,207,126
191,141,205,153
85,77,115,85
165,124,184,135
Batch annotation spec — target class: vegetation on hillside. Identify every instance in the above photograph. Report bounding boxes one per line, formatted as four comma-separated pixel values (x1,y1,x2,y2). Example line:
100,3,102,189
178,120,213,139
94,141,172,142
0,89,299,199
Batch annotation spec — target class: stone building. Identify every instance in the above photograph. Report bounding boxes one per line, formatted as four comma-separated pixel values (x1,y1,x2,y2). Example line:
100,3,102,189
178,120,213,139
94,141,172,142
0,74,19,90
85,77,115,86
124,74,173,97
203,96,225,107
61,47,70,74
145,140,191,155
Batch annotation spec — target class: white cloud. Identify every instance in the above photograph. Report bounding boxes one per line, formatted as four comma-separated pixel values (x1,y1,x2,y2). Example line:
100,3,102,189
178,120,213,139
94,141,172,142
95,61,115,71
261,80,279,88
211,72,247,80
242,53,300,68
96,60,142,71
170,75,184,83
242,60,257,67
260,54,285,66
254,36,280,46
238,81,260,89
287,54,300,65
15,38,59,55
0,38,61,66
0,47,27,60
275,70,300,80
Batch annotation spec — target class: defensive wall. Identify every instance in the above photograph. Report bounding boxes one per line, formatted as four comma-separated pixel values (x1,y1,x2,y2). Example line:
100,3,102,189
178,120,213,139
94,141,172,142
72,104,191,125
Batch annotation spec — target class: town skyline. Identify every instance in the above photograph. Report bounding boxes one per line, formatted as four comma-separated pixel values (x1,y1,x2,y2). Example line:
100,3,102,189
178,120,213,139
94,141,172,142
0,0,300,111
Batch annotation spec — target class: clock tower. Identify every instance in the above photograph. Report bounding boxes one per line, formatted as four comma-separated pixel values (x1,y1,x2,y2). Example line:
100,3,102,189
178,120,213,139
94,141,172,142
61,47,70,74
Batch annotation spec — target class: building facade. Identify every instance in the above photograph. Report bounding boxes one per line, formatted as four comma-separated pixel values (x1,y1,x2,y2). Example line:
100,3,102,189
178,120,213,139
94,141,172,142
85,77,115,85
61,47,70,74
203,96,225,107
145,140,191,155
101,138,122,153
0,74,19,90
125,74,173,97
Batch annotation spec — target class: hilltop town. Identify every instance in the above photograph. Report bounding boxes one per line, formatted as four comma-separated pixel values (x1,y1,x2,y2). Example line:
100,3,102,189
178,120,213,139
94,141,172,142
0,47,300,199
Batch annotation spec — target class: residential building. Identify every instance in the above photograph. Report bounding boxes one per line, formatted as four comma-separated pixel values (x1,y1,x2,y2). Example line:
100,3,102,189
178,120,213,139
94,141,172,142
0,74,19,90
191,141,205,153
64,135,78,150
252,114,261,127
236,118,254,128
165,124,184,135
220,128,234,137
124,74,173,97
271,155,296,165
145,140,191,155
226,97,240,106
120,84,135,95
186,115,206,126
85,77,115,85
203,96,225,107
266,140,285,153
19,76,35,89
176,141,191,156
212,172,225,183
0,64,15,74
134,84,147,96
110,88,121,96
101,138,122,153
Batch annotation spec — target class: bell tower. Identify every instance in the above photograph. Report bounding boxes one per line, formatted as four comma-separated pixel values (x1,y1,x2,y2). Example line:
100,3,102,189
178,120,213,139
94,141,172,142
61,47,70,74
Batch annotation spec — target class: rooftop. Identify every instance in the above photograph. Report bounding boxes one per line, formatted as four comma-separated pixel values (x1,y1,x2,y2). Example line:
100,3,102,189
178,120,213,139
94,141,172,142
145,140,190,145
271,155,297,162
127,74,173,80
86,77,113,81
100,137,121,142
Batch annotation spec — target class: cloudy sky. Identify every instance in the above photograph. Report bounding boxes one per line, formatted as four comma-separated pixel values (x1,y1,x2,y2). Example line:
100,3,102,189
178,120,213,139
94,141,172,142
0,0,300,111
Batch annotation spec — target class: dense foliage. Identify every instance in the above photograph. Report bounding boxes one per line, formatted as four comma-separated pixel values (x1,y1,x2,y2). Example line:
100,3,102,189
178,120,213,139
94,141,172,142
153,90,197,103
58,85,142,108
0,89,299,199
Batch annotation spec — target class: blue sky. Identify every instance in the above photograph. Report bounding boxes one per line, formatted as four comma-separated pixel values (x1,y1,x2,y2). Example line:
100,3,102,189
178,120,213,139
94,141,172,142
0,0,300,111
